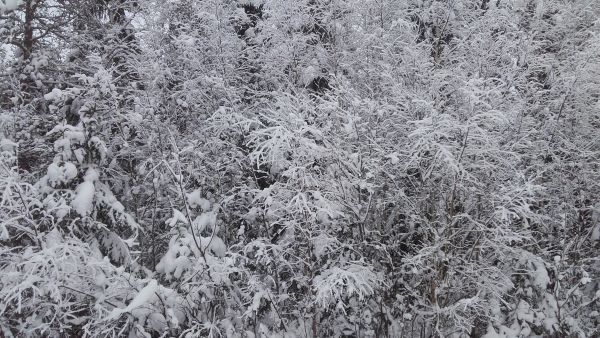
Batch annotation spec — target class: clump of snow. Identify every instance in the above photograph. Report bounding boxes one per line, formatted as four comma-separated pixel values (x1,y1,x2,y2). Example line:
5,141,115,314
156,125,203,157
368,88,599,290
127,112,143,123
313,263,379,307
43,88,63,101
530,261,549,290
237,224,245,236
192,211,217,233
108,279,158,320
0,0,22,13
73,148,85,163
515,300,534,323
581,271,592,285
591,209,600,240
244,207,259,223
167,209,188,227
88,136,107,162
312,233,337,259
186,190,211,211
40,193,71,220
481,325,507,338
385,152,400,164
156,236,194,279
301,65,319,86
46,162,78,186
201,235,226,257
83,167,99,181
166,308,181,327
95,271,107,289
43,228,64,249
0,224,8,240
71,168,98,216
0,138,18,152
72,181,94,216
98,229,132,265
542,293,559,332
147,312,168,332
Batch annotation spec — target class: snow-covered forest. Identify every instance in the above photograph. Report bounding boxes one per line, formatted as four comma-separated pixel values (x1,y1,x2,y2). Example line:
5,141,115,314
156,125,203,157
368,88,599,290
1,0,599,336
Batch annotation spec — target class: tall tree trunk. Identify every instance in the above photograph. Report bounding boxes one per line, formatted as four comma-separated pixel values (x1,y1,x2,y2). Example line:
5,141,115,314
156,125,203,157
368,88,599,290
20,0,36,97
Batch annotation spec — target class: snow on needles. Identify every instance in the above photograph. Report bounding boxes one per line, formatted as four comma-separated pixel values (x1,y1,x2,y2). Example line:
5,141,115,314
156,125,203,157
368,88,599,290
72,168,98,216
107,279,158,320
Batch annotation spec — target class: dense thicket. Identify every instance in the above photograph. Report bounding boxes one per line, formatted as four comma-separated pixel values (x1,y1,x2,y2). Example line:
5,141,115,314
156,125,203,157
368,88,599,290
1,0,599,337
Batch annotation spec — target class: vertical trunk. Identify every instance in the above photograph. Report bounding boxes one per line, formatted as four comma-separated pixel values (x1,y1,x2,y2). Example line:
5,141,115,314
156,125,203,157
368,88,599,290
20,0,36,96
22,0,34,61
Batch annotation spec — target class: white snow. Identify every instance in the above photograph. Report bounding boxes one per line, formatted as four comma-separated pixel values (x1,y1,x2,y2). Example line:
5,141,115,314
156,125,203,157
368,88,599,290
201,235,226,257
313,263,379,307
83,167,99,181
302,65,318,86
192,211,217,233
0,223,8,240
0,138,18,152
156,235,196,279
385,152,400,164
530,261,549,289
581,274,592,285
167,208,188,227
591,225,600,241
515,300,536,326
186,190,211,211
72,181,94,216
43,88,63,101
46,162,78,186
312,234,336,259
0,0,22,13
108,279,158,320
43,228,63,248
71,168,98,216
